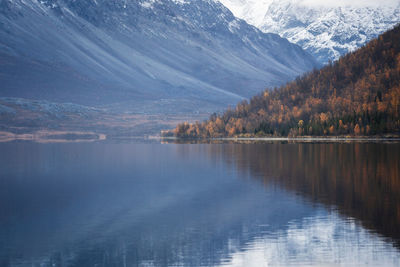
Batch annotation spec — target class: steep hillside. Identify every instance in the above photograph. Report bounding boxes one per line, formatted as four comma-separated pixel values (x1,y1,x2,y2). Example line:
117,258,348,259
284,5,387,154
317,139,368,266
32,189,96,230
219,0,400,65
171,25,400,138
0,0,317,114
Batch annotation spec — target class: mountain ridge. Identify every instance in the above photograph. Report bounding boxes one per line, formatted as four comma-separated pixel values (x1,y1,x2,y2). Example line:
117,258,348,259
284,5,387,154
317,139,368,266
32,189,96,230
219,0,400,65
0,0,317,114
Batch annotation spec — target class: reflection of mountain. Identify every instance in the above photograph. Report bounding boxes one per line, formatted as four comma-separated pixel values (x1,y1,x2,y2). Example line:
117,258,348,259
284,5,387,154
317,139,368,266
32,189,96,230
216,142,400,246
0,143,317,266
1,143,399,266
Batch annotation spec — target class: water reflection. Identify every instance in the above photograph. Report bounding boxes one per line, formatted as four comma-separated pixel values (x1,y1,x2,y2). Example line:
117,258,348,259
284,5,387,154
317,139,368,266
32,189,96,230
0,142,399,266
222,214,399,267
211,143,400,246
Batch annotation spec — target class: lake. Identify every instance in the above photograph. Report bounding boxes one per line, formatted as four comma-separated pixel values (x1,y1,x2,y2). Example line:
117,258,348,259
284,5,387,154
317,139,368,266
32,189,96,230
0,141,399,266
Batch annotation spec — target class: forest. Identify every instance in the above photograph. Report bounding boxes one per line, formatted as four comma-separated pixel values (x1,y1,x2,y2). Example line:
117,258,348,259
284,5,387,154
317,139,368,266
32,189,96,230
169,24,400,138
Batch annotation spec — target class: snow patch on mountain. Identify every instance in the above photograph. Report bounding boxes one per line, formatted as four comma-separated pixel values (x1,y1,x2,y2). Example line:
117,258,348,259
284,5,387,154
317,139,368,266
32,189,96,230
219,0,400,64
219,0,273,26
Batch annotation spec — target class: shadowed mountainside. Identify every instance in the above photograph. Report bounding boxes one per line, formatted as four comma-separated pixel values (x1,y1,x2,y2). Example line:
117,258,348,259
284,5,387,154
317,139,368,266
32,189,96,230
0,0,317,114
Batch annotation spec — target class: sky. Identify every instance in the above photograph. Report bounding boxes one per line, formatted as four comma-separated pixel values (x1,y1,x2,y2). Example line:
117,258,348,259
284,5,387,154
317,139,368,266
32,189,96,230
300,0,399,7
220,0,400,9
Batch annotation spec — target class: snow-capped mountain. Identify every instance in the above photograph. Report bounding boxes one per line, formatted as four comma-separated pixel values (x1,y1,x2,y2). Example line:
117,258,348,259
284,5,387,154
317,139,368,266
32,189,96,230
219,0,400,64
0,0,317,114
217,0,273,26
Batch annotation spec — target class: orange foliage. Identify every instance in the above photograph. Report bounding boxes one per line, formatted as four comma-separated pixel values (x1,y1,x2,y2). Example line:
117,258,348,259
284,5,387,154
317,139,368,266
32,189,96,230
172,25,400,138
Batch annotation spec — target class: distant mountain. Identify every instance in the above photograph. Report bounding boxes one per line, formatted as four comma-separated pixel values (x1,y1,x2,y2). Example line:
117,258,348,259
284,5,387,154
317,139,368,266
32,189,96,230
171,25,400,138
0,0,317,114
219,0,400,65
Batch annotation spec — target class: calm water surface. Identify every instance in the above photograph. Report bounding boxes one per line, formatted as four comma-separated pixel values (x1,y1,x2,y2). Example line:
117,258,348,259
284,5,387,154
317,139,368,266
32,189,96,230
0,142,399,266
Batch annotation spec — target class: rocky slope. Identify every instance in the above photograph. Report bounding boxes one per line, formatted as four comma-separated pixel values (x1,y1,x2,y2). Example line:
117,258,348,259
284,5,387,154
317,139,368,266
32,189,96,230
0,0,317,114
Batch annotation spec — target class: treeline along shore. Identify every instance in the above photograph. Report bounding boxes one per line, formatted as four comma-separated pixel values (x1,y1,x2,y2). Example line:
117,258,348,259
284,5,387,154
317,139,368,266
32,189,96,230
164,25,400,139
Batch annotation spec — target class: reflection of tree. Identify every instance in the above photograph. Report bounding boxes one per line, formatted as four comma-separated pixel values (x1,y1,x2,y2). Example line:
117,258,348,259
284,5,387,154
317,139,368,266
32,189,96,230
216,143,400,246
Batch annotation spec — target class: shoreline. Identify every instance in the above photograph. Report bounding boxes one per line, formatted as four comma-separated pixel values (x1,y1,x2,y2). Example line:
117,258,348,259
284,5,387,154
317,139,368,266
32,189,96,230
0,130,107,143
161,135,400,143
218,136,400,141
1,131,399,143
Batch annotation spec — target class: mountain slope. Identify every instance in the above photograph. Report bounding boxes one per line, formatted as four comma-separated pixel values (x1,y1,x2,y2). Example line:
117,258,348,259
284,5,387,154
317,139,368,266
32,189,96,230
171,24,400,137
219,0,400,65
0,0,317,114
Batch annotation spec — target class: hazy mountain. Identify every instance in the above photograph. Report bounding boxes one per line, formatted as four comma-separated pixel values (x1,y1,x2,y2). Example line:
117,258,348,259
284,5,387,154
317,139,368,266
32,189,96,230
219,0,400,65
0,0,317,114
